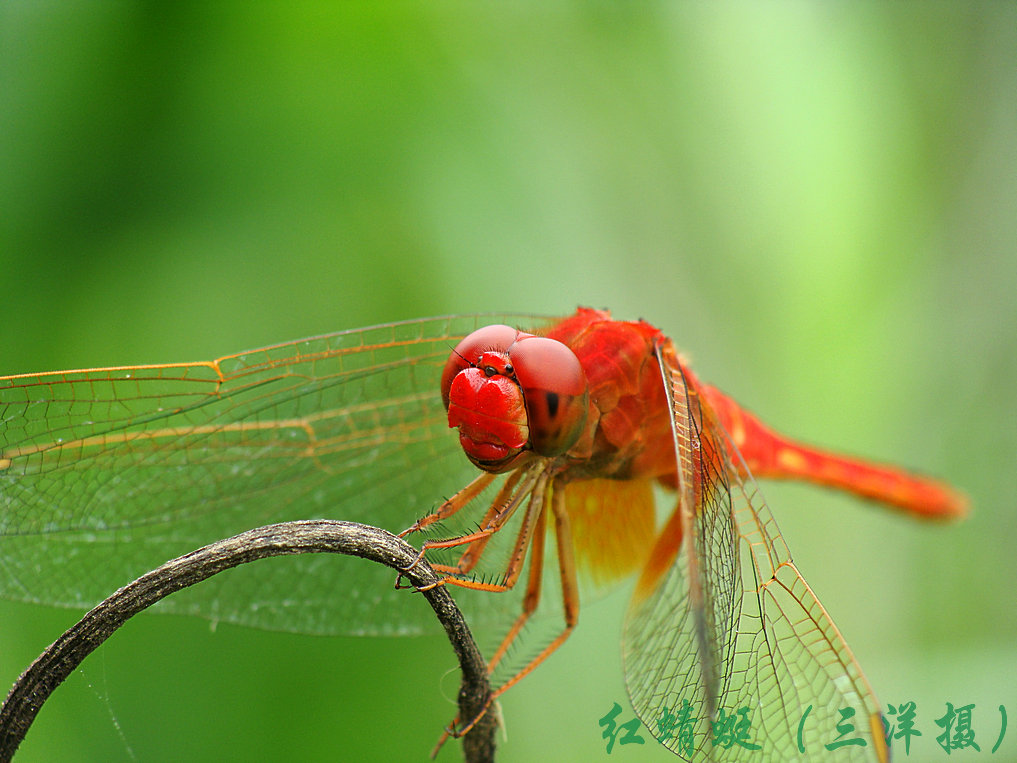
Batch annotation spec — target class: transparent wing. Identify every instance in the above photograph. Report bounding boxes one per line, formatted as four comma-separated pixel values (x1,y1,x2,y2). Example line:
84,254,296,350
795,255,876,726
0,314,548,635
622,343,888,762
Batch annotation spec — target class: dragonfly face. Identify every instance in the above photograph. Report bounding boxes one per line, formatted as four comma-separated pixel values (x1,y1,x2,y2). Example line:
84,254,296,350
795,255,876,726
441,324,589,472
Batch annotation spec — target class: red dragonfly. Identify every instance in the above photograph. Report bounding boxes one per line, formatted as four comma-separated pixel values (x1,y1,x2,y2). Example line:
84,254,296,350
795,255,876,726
0,307,964,761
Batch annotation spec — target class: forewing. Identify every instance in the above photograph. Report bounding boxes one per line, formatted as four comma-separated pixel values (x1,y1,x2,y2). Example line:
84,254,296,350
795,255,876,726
623,344,888,762
0,314,546,635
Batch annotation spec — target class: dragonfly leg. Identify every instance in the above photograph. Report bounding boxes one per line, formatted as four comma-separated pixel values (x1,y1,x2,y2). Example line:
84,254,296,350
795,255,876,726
398,472,498,537
397,468,538,584
416,470,548,594
486,505,548,672
428,511,546,754
419,469,527,573
430,471,527,578
489,483,579,695
395,473,523,589
396,470,541,594
445,482,580,741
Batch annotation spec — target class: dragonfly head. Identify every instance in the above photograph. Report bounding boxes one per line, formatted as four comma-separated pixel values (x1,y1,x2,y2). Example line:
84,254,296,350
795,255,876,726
442,324,589,472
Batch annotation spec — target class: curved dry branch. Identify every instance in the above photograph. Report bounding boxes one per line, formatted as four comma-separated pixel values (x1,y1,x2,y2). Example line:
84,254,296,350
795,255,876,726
0,520,495,763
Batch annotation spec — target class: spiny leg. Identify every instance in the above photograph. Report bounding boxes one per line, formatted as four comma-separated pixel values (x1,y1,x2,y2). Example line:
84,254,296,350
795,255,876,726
403,467,540,586
420,469,548,594
399,471,497,537
427,469,526,577
429,473,552,753
487,503,548,673
452,481,581,738
490,482,580,697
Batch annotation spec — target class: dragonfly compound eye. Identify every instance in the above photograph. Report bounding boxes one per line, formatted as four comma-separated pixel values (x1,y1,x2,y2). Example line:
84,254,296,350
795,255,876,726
508,336,589,457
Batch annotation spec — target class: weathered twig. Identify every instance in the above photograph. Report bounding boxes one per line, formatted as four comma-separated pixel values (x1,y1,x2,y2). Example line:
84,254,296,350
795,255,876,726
0,520,495,762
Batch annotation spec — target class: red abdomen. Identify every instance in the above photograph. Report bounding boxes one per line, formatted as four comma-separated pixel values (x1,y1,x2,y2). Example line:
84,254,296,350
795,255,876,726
543,307,966,520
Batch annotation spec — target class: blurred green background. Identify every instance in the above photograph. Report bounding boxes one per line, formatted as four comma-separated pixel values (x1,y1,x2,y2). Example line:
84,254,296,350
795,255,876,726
2,3,1015,762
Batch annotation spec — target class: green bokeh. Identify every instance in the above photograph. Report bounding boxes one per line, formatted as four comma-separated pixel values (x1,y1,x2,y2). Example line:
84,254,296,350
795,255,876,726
2,4,1014,762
